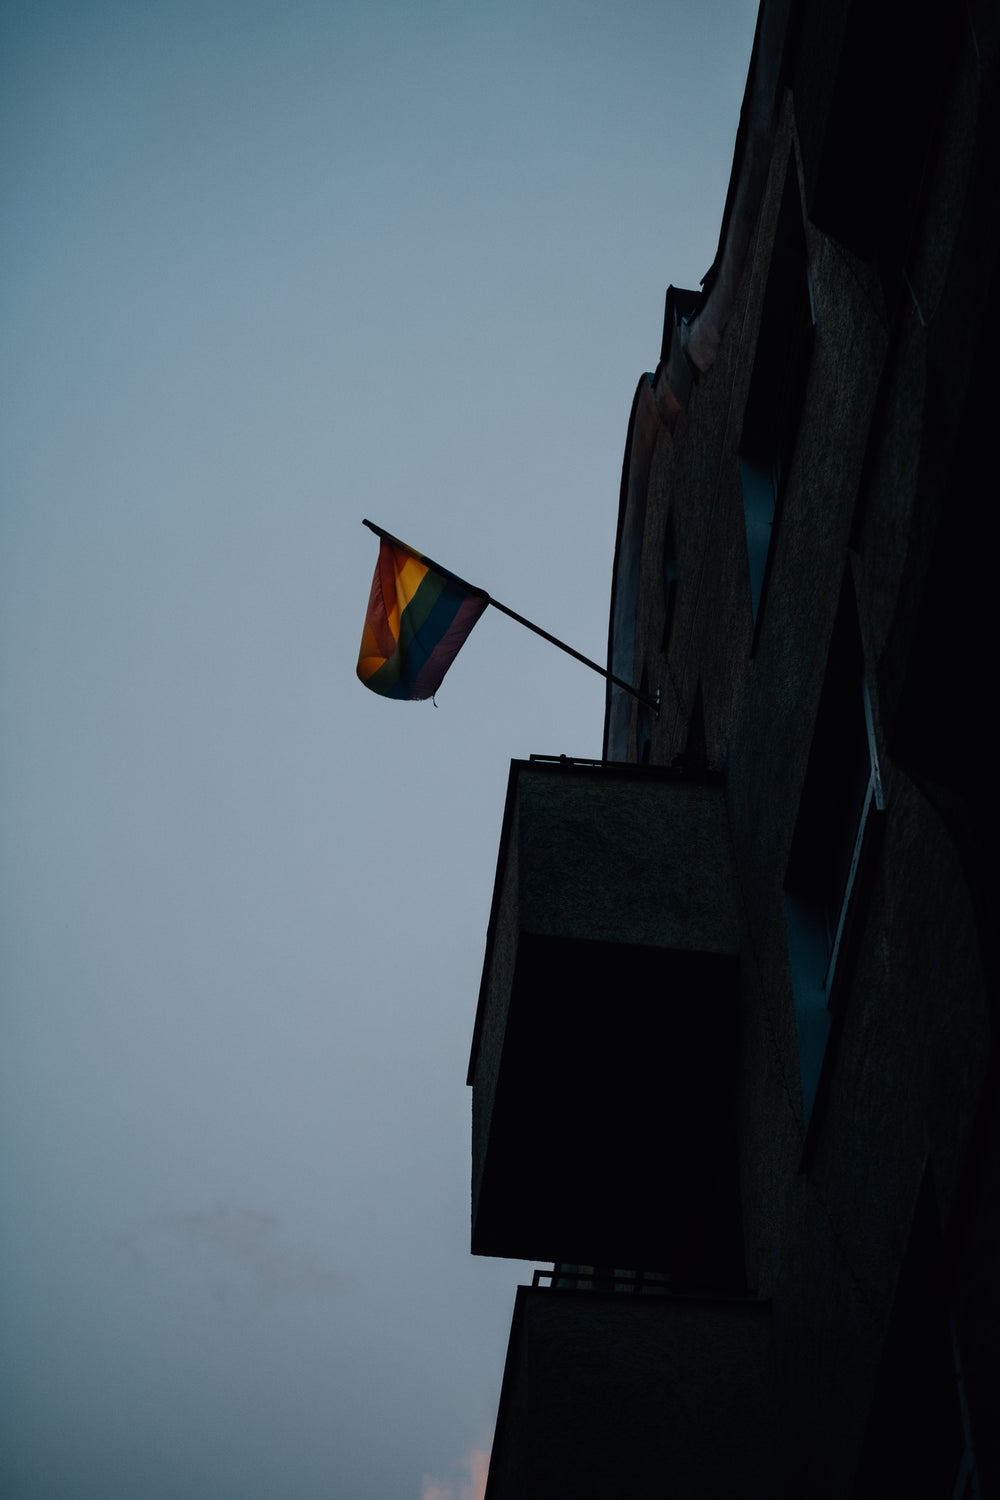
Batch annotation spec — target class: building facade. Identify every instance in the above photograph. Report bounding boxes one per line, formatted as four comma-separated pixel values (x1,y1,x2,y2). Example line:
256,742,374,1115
469,0,999,1494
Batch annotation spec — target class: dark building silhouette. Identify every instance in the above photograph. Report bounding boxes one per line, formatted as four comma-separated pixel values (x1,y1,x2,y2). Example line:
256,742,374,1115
467,0,1000,1494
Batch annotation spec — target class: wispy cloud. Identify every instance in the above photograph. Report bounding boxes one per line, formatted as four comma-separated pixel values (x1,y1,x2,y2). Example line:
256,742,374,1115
422,1446,490,1500
119,1203,351,1302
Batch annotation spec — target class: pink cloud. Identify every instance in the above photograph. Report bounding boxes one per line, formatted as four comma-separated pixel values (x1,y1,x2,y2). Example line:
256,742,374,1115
421,1445,490,1500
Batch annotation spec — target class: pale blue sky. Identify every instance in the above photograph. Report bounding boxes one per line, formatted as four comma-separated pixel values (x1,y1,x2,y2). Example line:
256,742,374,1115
1,2,758,1495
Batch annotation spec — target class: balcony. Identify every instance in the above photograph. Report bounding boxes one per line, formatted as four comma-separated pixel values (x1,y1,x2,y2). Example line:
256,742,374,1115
485,1284,781,1500
468,758,743,1283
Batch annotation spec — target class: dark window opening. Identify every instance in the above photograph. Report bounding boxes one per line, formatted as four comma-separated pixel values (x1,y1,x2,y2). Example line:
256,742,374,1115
684,682,708,772
784,582,882,1130
794,0,955,317
739,158,815,636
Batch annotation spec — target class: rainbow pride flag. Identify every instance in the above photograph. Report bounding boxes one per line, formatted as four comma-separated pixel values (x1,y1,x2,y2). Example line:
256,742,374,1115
357,532,490,700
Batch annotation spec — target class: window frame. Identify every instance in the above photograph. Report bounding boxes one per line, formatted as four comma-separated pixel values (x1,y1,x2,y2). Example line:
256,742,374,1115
783,593,883,1142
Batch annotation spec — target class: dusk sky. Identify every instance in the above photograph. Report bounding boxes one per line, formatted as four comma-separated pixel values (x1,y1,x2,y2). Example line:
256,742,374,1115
1,2,758,1495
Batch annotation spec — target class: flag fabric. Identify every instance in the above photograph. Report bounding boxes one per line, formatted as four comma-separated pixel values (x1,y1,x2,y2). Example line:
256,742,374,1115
357,536,489,700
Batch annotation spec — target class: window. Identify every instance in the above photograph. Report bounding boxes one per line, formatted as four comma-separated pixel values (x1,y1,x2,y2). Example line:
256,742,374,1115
682,682,708,772
739,159,815,633
739,454,781,622
784,585,883,1131
793,0,948,318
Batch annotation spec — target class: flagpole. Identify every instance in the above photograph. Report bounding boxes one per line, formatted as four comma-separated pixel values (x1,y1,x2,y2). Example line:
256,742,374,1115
363,519,659,713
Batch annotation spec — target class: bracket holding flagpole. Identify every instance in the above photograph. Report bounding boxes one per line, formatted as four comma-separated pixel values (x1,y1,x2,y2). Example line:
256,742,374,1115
363,519,659,714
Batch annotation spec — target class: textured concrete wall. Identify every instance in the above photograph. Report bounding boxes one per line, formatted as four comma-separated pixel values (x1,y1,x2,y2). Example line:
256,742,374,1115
513,763,739,951
487,1288,782,1500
